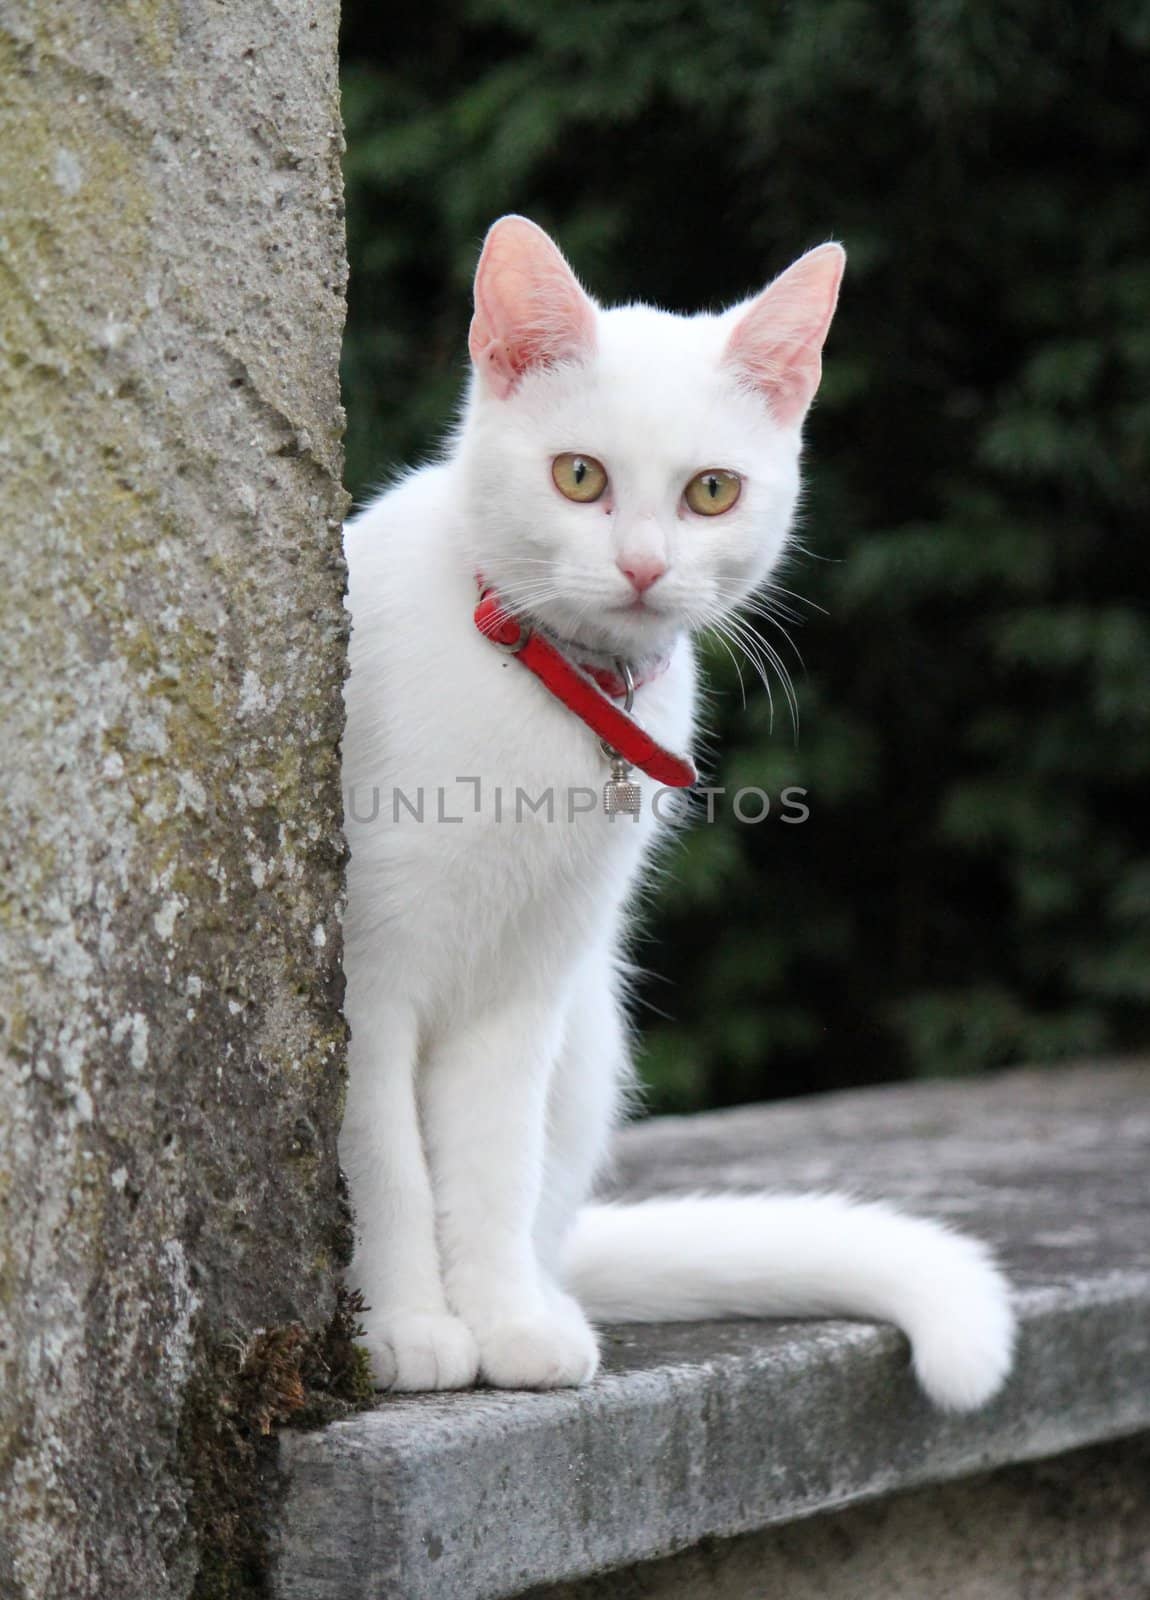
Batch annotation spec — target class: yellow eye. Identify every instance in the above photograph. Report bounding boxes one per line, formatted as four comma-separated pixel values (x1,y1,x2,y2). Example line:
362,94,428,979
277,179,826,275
552,453,608,503
685,469,741,516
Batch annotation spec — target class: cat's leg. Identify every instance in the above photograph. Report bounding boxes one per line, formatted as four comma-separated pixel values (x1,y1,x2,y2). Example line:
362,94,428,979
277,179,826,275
534,971,631,1346
420,995,600,1389
340,994,479,1391
536,967,630,1266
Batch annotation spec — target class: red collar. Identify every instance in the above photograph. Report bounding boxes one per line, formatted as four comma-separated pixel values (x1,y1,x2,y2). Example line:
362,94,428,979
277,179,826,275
563,650,667,700
474,581,697,789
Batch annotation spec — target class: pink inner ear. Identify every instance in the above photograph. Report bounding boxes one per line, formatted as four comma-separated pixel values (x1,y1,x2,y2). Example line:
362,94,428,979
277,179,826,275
723,243,845,428
469,216,597,399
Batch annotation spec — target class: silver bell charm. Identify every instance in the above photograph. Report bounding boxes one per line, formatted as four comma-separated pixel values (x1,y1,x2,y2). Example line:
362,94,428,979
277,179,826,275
601,661,641,815
603,754,642,816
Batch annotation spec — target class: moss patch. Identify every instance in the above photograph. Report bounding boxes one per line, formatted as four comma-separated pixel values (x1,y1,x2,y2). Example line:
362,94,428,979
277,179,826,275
180,1289,373,1600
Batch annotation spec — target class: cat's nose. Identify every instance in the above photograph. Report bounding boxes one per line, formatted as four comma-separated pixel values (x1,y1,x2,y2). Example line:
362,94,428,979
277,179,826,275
617,556,667,594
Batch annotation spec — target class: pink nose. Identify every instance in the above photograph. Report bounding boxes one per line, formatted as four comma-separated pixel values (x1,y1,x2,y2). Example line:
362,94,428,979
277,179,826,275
617,557,667,594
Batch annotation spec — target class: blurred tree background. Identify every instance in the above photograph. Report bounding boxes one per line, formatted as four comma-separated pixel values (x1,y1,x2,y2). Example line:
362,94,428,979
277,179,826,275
339,0,1150,1112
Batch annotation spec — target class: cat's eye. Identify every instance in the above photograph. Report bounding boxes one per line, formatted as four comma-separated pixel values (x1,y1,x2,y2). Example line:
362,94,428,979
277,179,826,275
552,453,608,504
684,469,741,516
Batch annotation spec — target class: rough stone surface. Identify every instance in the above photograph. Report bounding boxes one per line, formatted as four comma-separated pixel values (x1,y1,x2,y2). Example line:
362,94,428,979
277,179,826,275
525,1434,1150,1600
0,5,347,1597
272,1063,1150,1600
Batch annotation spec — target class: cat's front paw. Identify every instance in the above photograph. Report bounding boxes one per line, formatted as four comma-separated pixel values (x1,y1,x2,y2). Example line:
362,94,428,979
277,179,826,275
362,1310,480,1392
476,1306,599,1390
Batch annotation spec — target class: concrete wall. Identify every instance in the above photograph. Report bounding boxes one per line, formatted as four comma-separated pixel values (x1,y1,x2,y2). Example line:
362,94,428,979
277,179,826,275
0,4,348,1595
528,1434,1150,1600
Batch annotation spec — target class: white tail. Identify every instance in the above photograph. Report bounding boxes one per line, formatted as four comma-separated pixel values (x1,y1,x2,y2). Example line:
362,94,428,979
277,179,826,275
562,1193,1015,1411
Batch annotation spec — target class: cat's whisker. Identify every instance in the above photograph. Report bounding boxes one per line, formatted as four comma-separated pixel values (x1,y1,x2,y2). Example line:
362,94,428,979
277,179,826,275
743,592,806,628
486,579,567,614
738,599,809,679
707,613,771,722
722,616,779,728
760,578,827,618
726,611,800,736
699,621,749,710
701,605,797,738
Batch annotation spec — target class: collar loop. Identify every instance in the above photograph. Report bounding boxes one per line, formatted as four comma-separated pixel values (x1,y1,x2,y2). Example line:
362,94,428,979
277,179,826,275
474,579,696,789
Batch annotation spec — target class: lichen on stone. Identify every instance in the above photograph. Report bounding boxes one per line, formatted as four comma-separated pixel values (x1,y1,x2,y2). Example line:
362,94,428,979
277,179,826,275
0,4,351,1596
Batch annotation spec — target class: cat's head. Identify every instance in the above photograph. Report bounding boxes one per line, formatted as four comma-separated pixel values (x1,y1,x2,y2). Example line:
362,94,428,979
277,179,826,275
460,216,843,662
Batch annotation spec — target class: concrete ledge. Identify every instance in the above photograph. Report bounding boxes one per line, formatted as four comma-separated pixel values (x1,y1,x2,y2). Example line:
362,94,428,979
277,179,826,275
526,1434,1150,1600
271,1063,1150,1600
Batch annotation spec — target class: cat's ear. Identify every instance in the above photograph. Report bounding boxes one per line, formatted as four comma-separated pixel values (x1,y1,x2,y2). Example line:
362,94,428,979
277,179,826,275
722,243,845,428
469,216,597,399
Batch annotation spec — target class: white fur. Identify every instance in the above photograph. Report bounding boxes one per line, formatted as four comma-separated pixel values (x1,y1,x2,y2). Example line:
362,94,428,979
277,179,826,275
564,1196,1015,1411
339,219,1015,1411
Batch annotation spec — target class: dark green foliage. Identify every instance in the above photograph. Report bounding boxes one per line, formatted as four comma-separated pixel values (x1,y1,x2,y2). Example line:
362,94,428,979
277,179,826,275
340,0,1150,1109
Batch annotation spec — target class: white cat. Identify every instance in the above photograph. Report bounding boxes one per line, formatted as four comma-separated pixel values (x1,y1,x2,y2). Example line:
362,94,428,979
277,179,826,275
339,216,1015,1411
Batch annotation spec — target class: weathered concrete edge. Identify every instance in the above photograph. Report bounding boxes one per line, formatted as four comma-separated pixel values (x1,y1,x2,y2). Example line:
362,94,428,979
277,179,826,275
271,1274,1150,1600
